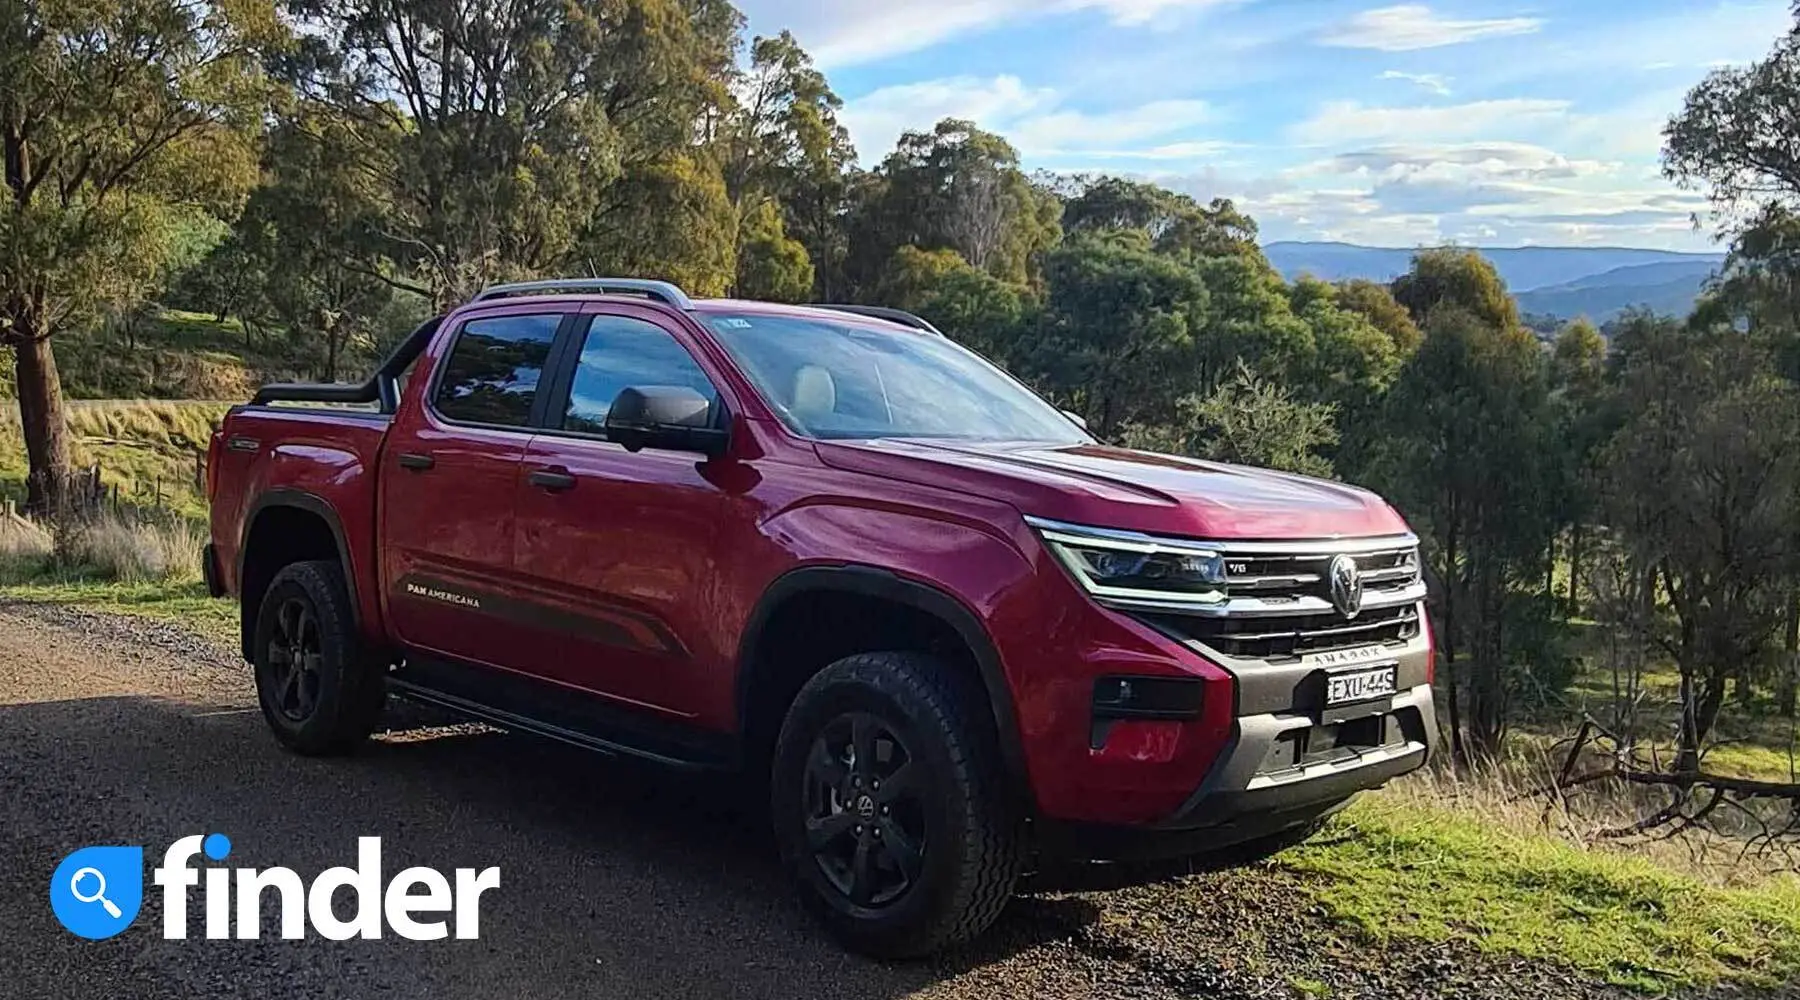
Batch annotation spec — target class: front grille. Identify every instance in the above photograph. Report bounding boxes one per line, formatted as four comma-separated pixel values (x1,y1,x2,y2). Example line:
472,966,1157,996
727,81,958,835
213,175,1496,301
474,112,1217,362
1144,537,1425,661
1150,602,1420,660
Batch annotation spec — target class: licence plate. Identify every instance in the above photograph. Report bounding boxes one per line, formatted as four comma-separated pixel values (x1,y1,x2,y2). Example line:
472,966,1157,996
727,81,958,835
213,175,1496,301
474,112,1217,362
1326,665,1399,706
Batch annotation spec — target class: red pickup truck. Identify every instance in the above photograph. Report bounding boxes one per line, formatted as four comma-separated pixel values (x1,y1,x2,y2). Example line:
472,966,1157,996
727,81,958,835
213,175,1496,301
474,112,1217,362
205,278,1435,956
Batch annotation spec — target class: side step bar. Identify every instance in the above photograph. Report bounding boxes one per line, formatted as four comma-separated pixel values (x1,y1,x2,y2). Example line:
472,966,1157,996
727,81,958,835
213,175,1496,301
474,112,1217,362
385,657,738,772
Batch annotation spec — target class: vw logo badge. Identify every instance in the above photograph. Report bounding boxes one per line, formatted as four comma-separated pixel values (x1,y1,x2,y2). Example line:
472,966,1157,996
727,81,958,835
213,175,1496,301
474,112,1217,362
1328,554,1364,619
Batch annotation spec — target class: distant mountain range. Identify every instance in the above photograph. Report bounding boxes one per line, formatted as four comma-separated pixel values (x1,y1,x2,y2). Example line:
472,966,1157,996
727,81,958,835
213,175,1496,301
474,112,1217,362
1263,241,1726,322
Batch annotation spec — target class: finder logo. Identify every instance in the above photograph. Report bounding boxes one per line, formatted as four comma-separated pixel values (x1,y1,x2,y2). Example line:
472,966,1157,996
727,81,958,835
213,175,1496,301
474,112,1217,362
50,834,499,941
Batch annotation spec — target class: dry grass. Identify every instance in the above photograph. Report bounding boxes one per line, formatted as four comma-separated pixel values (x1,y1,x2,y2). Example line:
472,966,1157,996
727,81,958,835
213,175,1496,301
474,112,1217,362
53,515,205,583
0,510,204,586
0,512,53,579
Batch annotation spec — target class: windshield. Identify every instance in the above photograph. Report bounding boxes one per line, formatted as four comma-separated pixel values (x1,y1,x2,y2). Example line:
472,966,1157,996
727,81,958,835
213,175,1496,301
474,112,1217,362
703,312,1091,444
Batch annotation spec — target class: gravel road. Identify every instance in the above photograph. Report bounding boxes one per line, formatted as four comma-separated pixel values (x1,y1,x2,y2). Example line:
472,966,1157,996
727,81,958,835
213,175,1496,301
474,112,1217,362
0,601,1701,1000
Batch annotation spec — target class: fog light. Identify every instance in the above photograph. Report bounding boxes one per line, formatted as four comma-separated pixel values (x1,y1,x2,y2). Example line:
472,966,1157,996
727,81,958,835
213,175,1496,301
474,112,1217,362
1092,677,1205,720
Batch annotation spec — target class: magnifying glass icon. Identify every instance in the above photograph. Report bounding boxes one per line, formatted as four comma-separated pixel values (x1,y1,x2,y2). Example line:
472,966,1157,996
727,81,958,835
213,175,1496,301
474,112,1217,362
70,867,123,919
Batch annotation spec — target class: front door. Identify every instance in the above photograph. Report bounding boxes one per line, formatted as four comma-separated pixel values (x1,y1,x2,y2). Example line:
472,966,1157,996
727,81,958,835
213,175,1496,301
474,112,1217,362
380,307,567,668
510,304,731,719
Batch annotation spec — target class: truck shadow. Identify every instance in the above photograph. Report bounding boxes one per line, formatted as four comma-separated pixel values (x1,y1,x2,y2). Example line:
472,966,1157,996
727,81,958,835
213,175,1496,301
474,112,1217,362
0,690,1101,1000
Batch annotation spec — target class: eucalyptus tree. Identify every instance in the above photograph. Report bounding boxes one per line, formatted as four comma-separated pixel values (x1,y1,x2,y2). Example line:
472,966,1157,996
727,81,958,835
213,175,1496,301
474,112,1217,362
1,0,281,511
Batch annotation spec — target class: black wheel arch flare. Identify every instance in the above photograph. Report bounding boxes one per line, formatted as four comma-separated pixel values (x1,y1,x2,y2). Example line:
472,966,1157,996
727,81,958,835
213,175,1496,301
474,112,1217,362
238,489,362,661
736,565,1035,814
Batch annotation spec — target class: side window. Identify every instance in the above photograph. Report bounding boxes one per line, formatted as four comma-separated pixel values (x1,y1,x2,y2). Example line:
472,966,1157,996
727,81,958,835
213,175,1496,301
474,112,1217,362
563,315,719,436
433,313,562,427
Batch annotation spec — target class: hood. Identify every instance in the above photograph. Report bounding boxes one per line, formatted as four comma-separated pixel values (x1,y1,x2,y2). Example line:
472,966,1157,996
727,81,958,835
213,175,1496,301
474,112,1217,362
814,439,1411,541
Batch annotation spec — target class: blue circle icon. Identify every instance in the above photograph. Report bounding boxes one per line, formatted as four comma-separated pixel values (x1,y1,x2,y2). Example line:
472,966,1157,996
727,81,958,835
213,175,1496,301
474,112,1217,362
203,833,231,861
50,846,145,940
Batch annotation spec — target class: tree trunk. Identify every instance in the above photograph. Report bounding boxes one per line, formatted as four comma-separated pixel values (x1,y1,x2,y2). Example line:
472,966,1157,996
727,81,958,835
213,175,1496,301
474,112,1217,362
1543,533,1557,608
1782,594,1798,720
1566,522,1584,617
1441,515,1464,763
1695,672,1727,755
1468,556,1506,759
13,332,72,516
1677,665,1728,773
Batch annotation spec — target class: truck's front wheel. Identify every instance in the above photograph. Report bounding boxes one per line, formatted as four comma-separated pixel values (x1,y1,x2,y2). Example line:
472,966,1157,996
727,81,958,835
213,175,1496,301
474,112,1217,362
770,652,1023,957
252,560,386,755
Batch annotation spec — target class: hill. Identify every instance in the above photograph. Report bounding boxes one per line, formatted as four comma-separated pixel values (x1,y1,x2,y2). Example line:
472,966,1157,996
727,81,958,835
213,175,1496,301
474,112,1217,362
1264,241,1724,294
1515,259,1720,322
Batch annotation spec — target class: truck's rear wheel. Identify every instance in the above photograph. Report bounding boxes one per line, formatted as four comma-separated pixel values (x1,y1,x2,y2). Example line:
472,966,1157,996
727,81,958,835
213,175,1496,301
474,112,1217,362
771,652,1023,958
252,560,386,755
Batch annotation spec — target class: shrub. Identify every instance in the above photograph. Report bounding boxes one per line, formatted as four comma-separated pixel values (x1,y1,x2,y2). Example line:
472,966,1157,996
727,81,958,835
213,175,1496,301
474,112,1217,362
0,510,207,586
51,514,204,583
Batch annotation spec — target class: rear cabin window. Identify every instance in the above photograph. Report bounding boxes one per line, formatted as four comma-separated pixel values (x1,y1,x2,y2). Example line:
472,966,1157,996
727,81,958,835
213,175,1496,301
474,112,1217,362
433,314,561,427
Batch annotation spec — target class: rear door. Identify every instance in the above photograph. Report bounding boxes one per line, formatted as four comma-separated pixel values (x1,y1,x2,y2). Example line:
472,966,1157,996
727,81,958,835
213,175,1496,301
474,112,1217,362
509,303,732,718
380,307,570,668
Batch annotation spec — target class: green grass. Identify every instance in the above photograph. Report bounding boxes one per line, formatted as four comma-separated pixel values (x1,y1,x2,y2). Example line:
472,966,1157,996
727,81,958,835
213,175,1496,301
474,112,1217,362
1704,740,1800,782
1286,976,1334,998
55,309,353,400
0,578,236,644
1,399,229,521
1288,795,1800,992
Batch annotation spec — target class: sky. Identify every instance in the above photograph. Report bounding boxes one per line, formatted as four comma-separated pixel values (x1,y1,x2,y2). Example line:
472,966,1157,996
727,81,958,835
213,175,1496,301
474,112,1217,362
730,0,1793,250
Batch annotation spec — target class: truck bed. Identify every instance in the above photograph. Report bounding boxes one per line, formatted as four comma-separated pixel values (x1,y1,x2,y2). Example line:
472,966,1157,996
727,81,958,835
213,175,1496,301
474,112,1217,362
208,404,392,630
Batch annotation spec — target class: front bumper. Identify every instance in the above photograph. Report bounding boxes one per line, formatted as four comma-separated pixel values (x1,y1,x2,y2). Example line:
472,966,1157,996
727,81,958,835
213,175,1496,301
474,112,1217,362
1164,683,1434,827
1041,685,1434,862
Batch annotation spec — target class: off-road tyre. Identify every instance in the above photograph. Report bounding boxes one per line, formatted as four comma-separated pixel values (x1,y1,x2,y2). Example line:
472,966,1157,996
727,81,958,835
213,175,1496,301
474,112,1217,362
770,651,1023,958
252,560,386,755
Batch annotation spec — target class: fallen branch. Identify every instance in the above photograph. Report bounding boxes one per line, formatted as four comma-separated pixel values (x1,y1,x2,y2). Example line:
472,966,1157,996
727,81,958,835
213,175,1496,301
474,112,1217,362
1535,715,1800,858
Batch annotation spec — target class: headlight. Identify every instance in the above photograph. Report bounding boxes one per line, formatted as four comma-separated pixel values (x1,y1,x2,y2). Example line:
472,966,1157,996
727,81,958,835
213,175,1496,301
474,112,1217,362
1031,519,1228,608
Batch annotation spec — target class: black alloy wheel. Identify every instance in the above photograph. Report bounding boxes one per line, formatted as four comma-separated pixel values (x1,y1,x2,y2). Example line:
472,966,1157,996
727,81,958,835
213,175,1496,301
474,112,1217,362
802,712,928,908
771,651,1024,957
251,560,385,756
263,596,324,722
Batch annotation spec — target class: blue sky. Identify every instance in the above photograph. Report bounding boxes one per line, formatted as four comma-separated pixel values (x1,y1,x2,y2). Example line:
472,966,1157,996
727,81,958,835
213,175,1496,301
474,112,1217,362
731,0,1792,250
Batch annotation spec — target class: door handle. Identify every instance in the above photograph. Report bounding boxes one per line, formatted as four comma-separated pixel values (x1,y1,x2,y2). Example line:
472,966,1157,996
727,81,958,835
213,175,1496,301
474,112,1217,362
397,453,435,471
528,468,577,492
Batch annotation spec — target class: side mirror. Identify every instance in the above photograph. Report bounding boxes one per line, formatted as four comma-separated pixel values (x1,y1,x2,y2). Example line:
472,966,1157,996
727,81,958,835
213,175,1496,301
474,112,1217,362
604,386,730,459
1061,409,1090,431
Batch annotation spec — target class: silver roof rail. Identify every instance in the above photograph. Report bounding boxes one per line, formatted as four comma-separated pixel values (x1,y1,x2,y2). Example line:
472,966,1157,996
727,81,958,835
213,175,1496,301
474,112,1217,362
472,278,694,310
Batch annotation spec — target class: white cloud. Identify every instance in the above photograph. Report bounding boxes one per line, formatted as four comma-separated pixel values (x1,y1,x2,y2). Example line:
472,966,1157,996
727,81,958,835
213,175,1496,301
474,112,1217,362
1112,140,1242,160
738,0,1244,67
1303,142,1615,180
1321,4,1542,52
840,75,1055,158
1080,0,1242,25
1008,99,1215,154
1147,133,1713,249
1379,70,1453,96
1290,98,1572,144
1294,141,1623,217
841,76,1220,161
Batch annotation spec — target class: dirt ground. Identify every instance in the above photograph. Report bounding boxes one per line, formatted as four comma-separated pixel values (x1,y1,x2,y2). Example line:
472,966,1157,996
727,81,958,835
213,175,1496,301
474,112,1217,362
0,600,1720,999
